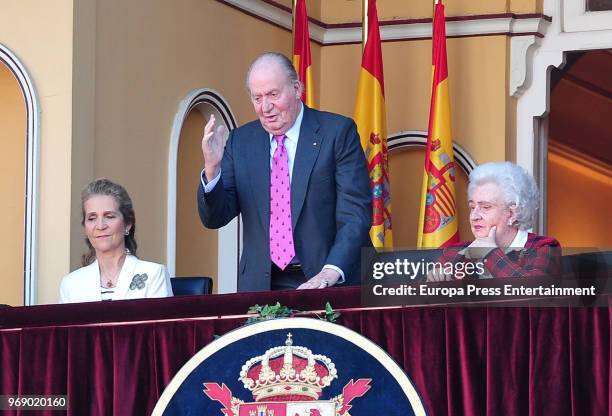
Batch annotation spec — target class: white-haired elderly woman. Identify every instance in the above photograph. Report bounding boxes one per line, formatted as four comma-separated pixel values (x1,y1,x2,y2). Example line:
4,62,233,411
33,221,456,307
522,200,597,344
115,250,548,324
429,161,561,280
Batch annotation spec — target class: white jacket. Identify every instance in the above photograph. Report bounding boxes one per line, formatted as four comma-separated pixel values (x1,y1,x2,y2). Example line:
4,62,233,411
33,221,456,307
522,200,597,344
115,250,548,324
59,254,173,303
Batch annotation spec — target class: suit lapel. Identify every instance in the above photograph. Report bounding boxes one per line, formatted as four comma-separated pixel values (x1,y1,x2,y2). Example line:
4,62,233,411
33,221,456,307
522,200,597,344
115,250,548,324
114,254,137,299
291,107,322,229
246,125,271,231
88,260,103,301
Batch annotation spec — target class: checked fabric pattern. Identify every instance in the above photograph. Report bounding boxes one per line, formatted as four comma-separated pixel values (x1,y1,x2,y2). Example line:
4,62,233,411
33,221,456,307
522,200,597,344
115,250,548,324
436,233,561,278
269,134,295,269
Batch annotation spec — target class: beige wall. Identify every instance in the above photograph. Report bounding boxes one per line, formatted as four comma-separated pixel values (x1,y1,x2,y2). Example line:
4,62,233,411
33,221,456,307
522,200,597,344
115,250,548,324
511,0,543,14
91,0,291,283
0,0,75,305
276,0,540,23
70,0,96,269
310,40,322,109
0,0,537,303
505,38,517,163
0,63,26,306
318,36,509,243
389,149,471,247
318,0,540,23
1,0,294,303
319,36,508,162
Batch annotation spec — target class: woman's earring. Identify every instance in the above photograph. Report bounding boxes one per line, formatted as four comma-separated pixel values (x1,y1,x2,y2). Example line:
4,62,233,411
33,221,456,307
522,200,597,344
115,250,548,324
124,229,130,235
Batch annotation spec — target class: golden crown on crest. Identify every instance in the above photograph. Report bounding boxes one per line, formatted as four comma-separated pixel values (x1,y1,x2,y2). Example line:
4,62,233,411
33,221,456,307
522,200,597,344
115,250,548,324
239,333,338,402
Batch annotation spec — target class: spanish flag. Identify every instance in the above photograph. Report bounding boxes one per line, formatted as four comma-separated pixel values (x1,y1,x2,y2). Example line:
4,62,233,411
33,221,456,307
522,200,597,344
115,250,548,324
354,0,393,248
417,1,459,248
292,0,314,107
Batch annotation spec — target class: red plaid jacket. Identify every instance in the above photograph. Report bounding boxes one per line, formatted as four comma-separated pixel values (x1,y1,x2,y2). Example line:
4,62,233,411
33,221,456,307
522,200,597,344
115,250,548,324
437,233,562,278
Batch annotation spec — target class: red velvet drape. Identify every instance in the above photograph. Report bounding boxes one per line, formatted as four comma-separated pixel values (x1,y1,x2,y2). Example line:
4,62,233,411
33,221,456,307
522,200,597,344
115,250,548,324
1,289,610,415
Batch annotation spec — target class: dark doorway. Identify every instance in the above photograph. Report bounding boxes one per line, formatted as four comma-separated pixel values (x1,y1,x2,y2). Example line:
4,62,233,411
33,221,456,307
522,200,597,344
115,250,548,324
547,50,612,248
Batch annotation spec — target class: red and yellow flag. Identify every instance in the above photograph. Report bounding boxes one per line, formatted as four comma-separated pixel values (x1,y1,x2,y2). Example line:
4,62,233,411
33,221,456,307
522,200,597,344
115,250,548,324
354,0,393,248
417,1,459,248
292,0,314,107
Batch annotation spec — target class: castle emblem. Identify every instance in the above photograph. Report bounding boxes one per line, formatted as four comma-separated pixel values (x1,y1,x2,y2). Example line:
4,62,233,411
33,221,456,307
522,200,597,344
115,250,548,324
203,333,371,416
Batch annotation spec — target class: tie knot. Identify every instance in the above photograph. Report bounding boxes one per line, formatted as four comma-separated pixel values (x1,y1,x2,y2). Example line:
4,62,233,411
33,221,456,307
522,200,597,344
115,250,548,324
273,134,287,146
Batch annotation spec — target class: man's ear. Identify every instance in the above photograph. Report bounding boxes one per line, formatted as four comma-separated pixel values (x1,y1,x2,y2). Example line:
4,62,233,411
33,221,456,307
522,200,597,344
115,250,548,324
294,79,303,99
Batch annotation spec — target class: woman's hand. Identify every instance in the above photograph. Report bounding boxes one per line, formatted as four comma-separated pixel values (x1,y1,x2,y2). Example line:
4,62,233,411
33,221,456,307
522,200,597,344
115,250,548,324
426,268,454,282
467,226,497,258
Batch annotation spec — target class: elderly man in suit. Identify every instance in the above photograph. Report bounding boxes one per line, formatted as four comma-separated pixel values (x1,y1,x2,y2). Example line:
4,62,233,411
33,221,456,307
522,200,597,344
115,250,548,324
198,52,371,292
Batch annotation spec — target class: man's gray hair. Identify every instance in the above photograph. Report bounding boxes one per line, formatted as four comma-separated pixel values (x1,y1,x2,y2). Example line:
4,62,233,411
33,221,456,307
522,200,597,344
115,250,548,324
467,161,539,230
245,52,300,91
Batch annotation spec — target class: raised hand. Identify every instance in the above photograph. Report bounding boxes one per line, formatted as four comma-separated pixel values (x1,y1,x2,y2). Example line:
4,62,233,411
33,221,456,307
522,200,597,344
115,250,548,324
201,114,228,181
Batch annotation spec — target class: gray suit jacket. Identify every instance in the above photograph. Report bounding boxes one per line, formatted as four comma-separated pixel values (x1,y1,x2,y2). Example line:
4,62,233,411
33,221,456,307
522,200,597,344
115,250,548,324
198,106,372,292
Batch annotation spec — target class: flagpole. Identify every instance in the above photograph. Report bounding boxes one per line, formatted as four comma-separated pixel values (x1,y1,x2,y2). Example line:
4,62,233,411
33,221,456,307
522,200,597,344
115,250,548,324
292,0,297,52
354,0,393,248
418,0,459,248
433,0,438,22
362,0,368,51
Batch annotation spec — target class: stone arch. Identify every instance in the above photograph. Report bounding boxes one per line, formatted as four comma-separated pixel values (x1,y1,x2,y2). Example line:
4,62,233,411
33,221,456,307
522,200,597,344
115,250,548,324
167,89,240,293
0,43,40,305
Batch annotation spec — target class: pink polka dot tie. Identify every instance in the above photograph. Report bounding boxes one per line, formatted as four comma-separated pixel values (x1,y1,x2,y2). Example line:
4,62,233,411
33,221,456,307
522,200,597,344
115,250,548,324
270,134,295,270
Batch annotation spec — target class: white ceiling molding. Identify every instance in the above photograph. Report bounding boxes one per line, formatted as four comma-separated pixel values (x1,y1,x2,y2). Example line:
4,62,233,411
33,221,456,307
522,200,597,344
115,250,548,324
219,0,550,44
510,14,551,34
510,35,541,97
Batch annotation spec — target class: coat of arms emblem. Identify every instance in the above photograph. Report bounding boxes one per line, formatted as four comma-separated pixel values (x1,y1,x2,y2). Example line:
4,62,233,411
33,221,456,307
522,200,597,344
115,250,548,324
203,333,371,416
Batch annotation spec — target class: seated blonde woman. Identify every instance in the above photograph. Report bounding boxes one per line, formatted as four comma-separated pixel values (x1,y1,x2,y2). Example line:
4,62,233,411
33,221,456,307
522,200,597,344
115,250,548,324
59,179,173,303
428,161,561,281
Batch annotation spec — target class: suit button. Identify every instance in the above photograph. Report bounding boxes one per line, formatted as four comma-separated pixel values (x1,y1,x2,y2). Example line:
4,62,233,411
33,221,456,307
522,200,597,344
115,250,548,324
265,272,270,278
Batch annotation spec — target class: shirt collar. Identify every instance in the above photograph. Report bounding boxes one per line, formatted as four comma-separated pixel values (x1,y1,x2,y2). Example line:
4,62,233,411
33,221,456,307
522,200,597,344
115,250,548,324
458,228,528,257
506,229,528,253
269,103,304,145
